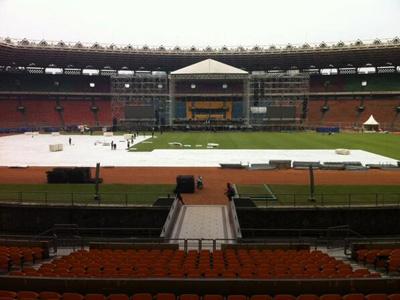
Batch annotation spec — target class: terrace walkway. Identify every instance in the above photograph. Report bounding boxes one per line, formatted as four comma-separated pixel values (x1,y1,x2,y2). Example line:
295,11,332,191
170,205,234,248
180,182,228,205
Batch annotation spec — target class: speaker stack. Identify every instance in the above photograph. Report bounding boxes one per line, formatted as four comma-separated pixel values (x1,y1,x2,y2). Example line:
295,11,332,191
176,175,195,193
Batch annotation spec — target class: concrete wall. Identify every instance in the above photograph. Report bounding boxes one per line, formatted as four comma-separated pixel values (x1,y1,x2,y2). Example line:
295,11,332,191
237,207,400,237
0,276,399,295
0,204,169,236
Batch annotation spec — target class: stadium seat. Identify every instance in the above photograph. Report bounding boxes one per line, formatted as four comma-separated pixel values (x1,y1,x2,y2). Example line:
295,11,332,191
228,296,247,300
39,292,61,300
17,292,39,300
343,295,365,300
107,296,130,300
204,295,223,300
275,296,296,300
131,295,152,300
62,294,83,300
179,295,200,300
156,294,176,300
85,295,106,300
250,296,272,300
366,295,387,300
0,292,16,298
297,295,319,300
320,295,342,300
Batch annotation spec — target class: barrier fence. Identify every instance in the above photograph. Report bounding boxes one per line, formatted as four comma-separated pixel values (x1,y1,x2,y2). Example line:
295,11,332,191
0,191,173,206
237,193,400,207
1,191,400,207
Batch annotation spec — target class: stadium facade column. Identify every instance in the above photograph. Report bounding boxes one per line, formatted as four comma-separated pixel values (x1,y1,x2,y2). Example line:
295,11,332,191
243,77,250,126
168,75,175,126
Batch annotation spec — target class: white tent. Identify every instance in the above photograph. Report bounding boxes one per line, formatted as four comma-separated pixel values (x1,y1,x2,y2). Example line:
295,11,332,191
363,115,380,131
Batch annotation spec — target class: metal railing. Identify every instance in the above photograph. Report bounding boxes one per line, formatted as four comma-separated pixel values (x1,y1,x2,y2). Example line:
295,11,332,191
240,226,363,249
1,224,363,252
237,193,400,208
0,191,173,207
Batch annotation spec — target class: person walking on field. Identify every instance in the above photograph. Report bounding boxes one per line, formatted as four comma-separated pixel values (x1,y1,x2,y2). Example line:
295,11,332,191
225,182,235,201
174,185,184,205
196,176,203,190
69,137,72,145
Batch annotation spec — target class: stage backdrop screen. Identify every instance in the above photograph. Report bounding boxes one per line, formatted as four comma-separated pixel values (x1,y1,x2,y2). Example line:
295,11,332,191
125,105,154,119
266,106,296,119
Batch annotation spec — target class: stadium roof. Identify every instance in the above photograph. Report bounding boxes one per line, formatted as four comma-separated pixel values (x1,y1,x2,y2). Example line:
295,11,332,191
1,37,400,72
171,59,248,75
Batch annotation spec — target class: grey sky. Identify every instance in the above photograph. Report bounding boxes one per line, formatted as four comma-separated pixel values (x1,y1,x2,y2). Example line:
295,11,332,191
0,0,399,47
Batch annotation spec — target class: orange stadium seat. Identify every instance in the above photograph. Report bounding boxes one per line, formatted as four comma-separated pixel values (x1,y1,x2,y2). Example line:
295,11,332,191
366,295,387,300
132,295,152,300
228,296,247,300
0,292,16,299
204,295,224,300
156,294,175,300
108,295,129,300
85,295,106,300
297,295,319,300
250,296,273,300
39,292,61,300
17,291,39,300
62,293,84,300
343,295,365,300
179,295,200,300
274,296,296,300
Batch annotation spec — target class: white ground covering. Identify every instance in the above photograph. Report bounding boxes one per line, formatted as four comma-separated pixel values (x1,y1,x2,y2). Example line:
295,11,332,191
0,134,397,167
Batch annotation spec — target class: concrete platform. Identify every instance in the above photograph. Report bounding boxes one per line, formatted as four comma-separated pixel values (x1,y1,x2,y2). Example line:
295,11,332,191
171,205,234,249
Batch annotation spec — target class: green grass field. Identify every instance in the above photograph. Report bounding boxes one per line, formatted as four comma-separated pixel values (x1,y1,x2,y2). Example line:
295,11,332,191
236,184,400,207
0,184,175,206
132,132,400,159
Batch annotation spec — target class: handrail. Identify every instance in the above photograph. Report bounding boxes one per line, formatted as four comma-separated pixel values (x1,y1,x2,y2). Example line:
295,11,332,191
160,197,181,238
228,196,242,239
237,192,400,208
1,191,399,208
0,191,173,207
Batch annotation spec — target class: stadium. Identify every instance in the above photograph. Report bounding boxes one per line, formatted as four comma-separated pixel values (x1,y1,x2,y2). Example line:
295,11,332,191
1,1,400,299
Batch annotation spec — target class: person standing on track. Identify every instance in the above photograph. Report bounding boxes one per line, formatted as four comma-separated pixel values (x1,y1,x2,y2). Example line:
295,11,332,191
225,182,235,201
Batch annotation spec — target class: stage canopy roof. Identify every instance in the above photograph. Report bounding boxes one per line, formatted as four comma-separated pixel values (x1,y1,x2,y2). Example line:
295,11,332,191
171,59,248,75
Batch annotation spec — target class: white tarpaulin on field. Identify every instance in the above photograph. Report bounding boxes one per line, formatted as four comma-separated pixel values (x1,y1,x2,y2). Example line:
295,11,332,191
0,134,396,167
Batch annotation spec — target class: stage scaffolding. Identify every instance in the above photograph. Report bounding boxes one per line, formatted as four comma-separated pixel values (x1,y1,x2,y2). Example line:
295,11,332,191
249,73,310,126
111,74,169,129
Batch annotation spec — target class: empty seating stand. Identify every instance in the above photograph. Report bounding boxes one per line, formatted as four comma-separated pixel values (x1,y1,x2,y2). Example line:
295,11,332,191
7,248,378,279
0,246,44,272
355,248,400,273
0,292,399,300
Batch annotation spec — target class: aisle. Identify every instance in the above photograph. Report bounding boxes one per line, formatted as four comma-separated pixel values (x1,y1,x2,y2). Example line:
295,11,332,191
171,205,234,249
